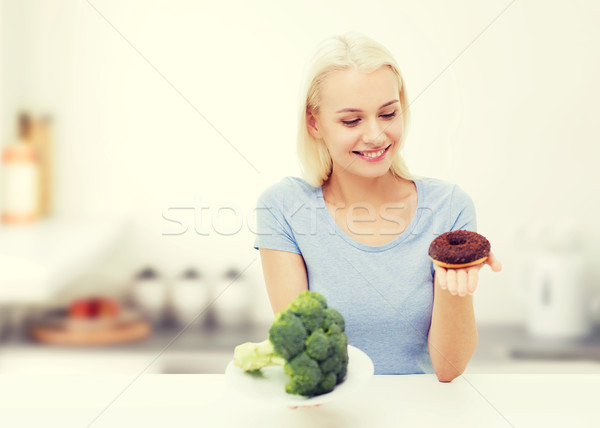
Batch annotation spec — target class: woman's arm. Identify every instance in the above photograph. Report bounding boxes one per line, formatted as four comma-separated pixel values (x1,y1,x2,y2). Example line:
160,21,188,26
259,248,309,314
428,269,478,382
428,252,502,382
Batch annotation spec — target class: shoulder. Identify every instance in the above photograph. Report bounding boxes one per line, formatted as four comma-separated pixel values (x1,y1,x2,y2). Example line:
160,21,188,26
415,176,476,232
415,176,472,207
416,176,457,197
257,176,318,209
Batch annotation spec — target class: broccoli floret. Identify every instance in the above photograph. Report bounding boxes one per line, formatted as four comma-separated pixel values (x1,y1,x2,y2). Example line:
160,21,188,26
305,328,329,361
315,372,337,395
319,323,349,384
303,290,328,309
284,352,322,396
323,307,345,333
268,309,307,360
327,324,349,383
288,291,326,334
233,291,349,398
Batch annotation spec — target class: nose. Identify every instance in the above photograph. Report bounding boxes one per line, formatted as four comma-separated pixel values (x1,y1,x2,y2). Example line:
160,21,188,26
361,119,385,145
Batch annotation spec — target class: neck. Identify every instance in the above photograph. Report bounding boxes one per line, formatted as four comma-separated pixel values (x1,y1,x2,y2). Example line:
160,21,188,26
323,169,403,207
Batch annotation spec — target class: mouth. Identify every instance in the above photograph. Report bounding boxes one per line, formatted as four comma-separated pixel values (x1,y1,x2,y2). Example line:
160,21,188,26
352,145,391,161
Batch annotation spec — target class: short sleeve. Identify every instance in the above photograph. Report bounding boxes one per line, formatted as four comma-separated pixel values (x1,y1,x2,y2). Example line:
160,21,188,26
253,186,301,254
449,184,477,232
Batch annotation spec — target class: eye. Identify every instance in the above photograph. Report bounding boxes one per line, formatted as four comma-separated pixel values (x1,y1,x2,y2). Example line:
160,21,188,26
341,118,361,126
380,110,396,119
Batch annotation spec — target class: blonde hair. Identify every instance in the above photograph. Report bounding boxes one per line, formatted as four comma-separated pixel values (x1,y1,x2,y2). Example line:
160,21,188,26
297,32,414,187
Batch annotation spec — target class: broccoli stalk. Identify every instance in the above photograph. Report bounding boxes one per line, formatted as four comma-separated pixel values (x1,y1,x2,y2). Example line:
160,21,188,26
233,339,285,371
233,291,349,398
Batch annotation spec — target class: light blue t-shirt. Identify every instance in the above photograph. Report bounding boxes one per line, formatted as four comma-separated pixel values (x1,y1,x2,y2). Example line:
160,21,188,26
253,176,477,375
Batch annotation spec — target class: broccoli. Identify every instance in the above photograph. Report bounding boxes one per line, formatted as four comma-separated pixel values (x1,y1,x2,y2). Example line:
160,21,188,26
233,291,349,397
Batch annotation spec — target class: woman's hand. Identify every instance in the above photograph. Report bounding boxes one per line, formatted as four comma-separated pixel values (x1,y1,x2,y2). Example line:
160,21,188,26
433,251,502,297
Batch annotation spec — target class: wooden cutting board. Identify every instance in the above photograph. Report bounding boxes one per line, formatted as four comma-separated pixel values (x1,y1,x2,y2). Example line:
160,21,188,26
29,311,151,346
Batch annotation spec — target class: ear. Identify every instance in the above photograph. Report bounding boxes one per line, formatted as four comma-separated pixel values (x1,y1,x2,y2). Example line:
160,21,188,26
306,109,322,140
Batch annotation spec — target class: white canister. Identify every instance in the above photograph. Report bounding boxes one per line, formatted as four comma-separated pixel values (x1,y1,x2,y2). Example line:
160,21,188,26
527,251,591,338
212,268,252,329
171,269,210,327
132,268,166,325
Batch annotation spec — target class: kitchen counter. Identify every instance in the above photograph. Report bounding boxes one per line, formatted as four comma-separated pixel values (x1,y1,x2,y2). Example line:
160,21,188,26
0,373,597,427
0,324,269,374
3,323,600,375
5,321,600,373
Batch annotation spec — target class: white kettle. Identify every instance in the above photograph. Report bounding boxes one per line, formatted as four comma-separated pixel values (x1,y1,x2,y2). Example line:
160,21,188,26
526,251,591,338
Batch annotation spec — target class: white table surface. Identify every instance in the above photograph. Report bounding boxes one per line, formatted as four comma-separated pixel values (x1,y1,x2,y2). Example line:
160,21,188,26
0,373,597,428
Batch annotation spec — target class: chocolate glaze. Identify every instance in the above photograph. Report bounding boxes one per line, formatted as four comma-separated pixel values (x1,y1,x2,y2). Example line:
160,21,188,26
428,230,490,265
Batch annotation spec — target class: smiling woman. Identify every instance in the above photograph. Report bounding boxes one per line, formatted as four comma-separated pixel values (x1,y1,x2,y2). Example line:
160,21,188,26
252,32,502,380
306,67,403,181
297,34,412,188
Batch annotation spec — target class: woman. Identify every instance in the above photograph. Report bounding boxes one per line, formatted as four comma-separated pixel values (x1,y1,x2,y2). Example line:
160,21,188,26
253,32,501,381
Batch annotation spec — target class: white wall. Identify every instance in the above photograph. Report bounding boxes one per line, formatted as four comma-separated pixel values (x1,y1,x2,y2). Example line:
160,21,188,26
2,0,599,324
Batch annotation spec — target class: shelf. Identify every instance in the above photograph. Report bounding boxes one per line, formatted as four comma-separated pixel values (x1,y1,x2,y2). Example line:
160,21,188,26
0,218,124,303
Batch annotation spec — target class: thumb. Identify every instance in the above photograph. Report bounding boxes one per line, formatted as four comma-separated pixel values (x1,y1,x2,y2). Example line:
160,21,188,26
486,251,502,272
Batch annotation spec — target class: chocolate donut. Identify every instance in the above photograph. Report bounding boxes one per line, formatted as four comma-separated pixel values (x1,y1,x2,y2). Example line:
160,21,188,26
428,230,490,268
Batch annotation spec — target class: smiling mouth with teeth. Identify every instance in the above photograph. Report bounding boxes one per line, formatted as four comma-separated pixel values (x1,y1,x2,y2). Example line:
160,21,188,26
352,145,391,159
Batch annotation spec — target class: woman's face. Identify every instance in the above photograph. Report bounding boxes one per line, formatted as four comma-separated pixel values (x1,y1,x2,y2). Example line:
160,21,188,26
308,66,403,180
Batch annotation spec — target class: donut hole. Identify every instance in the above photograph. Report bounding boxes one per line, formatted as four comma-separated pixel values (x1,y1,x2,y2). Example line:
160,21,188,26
448,235,467,246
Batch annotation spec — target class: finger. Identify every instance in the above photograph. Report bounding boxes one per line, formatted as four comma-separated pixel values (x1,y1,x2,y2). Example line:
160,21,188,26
290,404,322,409
434,265,447,289
456,269,468,296
486,251,502,272
445,269,457,295
467,267,480,294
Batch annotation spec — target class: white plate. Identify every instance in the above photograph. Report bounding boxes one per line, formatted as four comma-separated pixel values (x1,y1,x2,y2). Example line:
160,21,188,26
225,344,374,406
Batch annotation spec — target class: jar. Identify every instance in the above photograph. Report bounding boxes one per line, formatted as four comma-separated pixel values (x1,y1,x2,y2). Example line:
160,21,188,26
132,267,166,326
212,268,252,329
171,268,210,327
1,114,39,224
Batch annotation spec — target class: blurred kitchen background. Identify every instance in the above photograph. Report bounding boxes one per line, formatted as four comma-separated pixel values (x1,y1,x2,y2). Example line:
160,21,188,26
1,0,599,375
